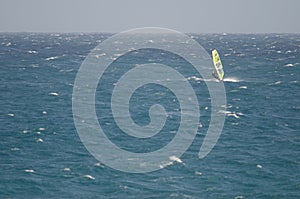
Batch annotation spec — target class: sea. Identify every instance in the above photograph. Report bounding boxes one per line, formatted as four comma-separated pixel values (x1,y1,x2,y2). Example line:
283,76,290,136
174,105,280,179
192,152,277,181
0,32,299,198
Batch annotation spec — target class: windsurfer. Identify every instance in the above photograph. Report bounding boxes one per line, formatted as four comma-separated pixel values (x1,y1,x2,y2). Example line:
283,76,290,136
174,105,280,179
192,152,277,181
212,71,222,81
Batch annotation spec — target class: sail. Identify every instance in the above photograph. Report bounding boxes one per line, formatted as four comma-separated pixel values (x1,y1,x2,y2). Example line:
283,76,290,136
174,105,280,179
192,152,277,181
212,49,224,80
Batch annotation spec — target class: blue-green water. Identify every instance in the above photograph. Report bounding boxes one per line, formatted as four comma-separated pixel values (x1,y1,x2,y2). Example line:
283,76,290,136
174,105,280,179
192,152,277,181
1,33,299,198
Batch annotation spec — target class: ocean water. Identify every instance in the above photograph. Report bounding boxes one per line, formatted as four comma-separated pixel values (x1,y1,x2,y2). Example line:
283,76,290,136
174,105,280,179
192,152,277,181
1,32,299,198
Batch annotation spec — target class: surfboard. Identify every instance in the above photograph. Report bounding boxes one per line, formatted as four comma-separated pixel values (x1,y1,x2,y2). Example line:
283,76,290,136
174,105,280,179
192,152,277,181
212,49,224,81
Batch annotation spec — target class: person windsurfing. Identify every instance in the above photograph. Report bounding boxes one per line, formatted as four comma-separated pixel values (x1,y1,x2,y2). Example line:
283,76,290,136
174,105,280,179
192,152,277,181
212,71,222,81
211,49,224,81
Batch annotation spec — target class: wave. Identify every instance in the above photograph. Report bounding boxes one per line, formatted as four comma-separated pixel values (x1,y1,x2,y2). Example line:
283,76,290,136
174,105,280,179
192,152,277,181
219,110,244,118
284,63,299,67
45,56,61,61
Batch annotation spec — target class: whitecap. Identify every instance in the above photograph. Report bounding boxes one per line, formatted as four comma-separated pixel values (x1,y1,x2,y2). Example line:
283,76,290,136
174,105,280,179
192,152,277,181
22,130,29,134
285,50,292,54
5,42,12,46
256,164,262,169
38,127,45,131
234,196,244,199
113,53,123,57
24,169,35,173
59,69,74,73
268,81,282,86
7,113,14,117
219,110,243,118
110,57,117,61
83,175,95,180
159,161,173,169
28,50,37,54
219,104,229,109
94,162,102,167
239,86,247,89
11,147,20,151
169,155,183,164
228,113,240,118
48,92,59,96
31,64,39,68
229,89,239,93
36,138,43,143
195,171,202,175
119,185,129,190
284,63,294,67
42,111,47,114
63,167,71,171
45,56,60,61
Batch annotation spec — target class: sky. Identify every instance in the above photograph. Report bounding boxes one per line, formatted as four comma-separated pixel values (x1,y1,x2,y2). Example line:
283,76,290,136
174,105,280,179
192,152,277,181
0,0,299,33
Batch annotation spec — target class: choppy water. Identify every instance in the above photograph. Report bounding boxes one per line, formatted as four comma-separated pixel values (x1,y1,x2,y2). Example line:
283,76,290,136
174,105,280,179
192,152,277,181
1,33,300,198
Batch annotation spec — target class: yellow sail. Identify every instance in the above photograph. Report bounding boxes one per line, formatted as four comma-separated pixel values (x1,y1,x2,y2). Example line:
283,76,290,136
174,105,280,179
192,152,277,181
212,49,224,80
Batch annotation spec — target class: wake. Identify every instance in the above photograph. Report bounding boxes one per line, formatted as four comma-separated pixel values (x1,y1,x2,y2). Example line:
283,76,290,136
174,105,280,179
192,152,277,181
223,77,242,82
188,76,243,83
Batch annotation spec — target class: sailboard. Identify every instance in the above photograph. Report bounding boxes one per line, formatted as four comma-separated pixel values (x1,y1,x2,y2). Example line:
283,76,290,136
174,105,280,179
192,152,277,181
212,49,224,81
